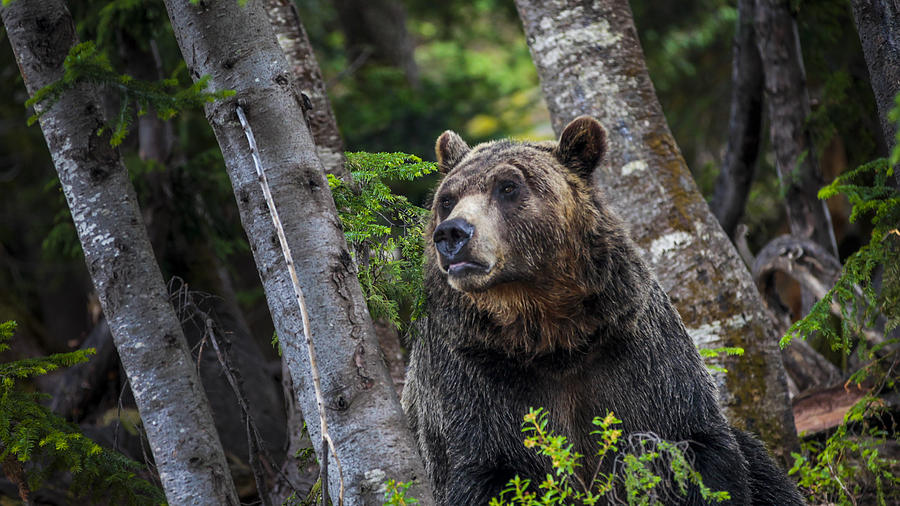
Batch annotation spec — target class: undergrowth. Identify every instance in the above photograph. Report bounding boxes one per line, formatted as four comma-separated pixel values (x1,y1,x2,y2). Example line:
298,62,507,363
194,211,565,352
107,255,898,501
0,321,164,504
489,408,729,506
781,95,900,505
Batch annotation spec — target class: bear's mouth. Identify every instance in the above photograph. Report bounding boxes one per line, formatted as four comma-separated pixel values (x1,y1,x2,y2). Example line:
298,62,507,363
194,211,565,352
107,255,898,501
446,261,491,277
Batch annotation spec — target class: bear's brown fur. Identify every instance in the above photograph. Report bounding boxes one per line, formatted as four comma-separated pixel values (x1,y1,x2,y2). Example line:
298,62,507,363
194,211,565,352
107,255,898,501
402,117,804,505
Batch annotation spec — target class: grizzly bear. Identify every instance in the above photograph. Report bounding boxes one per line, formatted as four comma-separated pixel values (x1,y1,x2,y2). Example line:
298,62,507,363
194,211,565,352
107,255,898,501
402,117,804,505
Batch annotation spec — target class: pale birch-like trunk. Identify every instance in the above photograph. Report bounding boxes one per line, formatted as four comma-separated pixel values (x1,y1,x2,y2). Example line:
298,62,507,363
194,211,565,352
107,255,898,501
1,1,239,503
160,1,432,503
262,4,347,497
514,0,799,461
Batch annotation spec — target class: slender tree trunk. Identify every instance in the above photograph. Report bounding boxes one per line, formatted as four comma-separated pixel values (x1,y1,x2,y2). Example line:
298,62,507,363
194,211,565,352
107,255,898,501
754,0,839,257
514,0,798,461
711,0,765,239
1,1,239,503
849,0,900,186
333,0,419,86
160,1,432,503
263,0,348,179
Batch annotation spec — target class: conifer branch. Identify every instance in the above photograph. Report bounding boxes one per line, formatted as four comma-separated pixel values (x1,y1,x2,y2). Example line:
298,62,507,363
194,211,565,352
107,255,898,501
235,105,345,505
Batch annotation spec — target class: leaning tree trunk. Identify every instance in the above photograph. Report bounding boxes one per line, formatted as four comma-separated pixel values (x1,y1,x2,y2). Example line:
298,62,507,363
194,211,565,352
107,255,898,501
160,1,432,504
0,1,239,503
263,0,348,179
754,0,839,257
514,0,799,461
849,0,900,186
710,0,765,239
263,3,352,498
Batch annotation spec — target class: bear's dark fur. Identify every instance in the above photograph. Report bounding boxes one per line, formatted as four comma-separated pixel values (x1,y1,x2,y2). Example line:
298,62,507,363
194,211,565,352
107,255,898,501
402,117,804,505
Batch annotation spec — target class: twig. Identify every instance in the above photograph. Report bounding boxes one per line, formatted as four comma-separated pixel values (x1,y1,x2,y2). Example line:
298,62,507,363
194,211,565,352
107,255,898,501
326,47,372,89
235,105,345,505
205,317,274,506
168,277,301,503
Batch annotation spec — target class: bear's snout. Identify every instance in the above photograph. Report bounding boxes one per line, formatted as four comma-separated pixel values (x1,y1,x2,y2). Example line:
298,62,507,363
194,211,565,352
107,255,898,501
433,217,474,260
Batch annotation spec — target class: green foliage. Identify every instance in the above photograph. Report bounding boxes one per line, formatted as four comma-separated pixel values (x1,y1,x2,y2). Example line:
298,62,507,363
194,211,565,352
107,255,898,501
25,41,233,146
0,321,164,503
489,408,729,506
329,152,437,328
383,479,420,505
789,397,900,505
303,0,544,158
782,162,899,354
697,346,745,374
783,94,900,505
643,3,737,93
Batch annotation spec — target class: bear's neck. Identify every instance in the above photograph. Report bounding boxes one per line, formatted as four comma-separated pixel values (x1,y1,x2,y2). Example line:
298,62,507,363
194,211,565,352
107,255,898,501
464,237,646,355
465,277,602,354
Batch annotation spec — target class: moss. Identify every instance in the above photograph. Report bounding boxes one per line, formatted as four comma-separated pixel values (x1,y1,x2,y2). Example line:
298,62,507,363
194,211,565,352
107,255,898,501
672,259,794,464
643,129,703,233
720,298,795,465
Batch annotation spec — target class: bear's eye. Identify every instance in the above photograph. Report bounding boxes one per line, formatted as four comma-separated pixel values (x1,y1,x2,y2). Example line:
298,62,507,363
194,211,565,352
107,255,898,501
438,196,456,217
497,181,519,200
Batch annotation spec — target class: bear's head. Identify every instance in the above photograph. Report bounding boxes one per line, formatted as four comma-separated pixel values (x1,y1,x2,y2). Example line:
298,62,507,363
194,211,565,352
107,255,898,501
426,116,637,353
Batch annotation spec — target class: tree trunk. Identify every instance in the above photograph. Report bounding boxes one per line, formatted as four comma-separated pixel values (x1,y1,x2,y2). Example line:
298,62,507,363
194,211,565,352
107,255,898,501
333,0,419,86
1,1,239,503
50,318,116,419
711,0,765,239
849,0,900,188
514,0,799,461
262,3,352,498
263,0,348,179
753,0,839,257
119,32,289,484
160,1,431,504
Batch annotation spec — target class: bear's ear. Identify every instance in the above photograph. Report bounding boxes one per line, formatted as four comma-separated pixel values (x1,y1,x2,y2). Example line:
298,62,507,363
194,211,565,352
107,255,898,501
554,116,607,179
435,130,471,174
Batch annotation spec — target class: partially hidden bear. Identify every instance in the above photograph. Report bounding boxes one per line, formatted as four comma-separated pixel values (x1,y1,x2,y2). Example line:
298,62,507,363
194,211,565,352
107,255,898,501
402,116,805,505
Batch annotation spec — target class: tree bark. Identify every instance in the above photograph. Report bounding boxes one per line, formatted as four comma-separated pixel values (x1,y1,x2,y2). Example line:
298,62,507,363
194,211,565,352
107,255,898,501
263,0,348,179
754,0,839,257
514,0,799,461
160,1,431,503
120,31,288,480
849,0,900,181
333,0,419,86
1,1,239,503
711,0,765,238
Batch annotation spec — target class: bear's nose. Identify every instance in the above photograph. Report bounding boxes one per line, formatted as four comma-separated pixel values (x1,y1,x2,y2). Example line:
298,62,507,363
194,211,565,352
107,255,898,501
433,218,474,259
